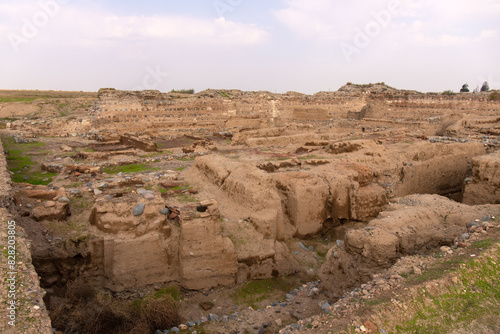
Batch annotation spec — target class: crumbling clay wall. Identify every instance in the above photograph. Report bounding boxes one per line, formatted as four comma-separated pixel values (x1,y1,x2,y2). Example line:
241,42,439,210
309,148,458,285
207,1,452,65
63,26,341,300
120,133,157,152
0,138,53,334
319,194,500,297
89,196,238,291
463,151,500,205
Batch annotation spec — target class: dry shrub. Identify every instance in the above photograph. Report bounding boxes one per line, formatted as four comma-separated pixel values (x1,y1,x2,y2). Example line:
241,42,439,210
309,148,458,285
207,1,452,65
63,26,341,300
65,278,96,304
49,280,181,334
140,295,181,330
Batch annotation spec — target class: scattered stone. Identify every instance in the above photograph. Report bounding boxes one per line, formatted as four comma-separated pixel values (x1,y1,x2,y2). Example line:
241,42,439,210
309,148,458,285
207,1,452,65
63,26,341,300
364,320,378,333
199,302,214,311
133,203,146,216
160,208,170,215
208,313,219,321
466,221,479,229
68,188,81,196
57,196,70,203
298,242,308,251
440,246,451,252
94,188,103,195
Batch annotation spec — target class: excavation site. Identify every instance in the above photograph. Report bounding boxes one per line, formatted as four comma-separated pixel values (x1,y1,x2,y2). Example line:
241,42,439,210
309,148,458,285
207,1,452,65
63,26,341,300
1,84,500,334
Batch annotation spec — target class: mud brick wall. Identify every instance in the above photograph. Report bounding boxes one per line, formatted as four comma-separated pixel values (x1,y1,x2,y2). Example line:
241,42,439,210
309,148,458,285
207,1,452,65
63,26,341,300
93,89,500,133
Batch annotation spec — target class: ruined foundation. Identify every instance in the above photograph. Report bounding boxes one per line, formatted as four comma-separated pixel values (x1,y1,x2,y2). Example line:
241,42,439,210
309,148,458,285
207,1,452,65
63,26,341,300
1,83,500,333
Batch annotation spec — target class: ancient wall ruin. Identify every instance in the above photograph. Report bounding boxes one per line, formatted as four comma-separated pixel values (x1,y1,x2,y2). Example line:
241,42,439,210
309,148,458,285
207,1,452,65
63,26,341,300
91,88,500,135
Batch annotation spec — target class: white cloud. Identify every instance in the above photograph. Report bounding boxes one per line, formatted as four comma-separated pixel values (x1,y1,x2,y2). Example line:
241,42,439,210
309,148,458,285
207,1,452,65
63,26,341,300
412,29,497,47
273,0,359,41
274,0,500,46
0,1,270,51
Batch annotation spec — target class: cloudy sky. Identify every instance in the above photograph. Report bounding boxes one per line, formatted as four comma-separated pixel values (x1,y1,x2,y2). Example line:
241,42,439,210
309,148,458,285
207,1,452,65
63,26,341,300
1,0,499,94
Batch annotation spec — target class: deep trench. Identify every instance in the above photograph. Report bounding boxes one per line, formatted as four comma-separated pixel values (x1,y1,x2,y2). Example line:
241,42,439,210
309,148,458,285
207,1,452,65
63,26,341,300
10,164,473,333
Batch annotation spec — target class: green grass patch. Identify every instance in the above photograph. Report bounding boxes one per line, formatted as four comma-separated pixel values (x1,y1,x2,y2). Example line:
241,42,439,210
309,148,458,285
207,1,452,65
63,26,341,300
0,97,38,103
11,170,57,185
139,152,164,158
78,147,95,153
470,238,497,250
176,194,197,203
169,184,191,191
396,246,500,333
408,261,460,284
297,154,325,160
103,163,159,174
219,91,231,98
154,285,182,301
175,167,186,171
1,135,56,185
231,278,296,309
30,150,53,156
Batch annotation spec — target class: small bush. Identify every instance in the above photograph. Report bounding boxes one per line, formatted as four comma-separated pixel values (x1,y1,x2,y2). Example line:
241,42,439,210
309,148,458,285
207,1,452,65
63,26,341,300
140,295,181,330
171,89,195,94
50,280,181,334
489,91,500,101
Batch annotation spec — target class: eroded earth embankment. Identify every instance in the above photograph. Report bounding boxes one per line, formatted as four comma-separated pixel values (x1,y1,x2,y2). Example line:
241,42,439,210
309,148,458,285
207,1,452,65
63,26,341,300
0,137,52,334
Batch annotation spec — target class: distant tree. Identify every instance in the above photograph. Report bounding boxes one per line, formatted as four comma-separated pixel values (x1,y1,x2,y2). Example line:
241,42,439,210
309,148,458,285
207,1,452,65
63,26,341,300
473,85,480,94
481,81,490,92
460,84,469,93
442,90,455,95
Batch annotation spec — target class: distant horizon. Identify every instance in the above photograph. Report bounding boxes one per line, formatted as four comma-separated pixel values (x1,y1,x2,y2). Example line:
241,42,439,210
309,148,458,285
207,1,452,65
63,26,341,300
0,82,497,96
1,1,499,95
